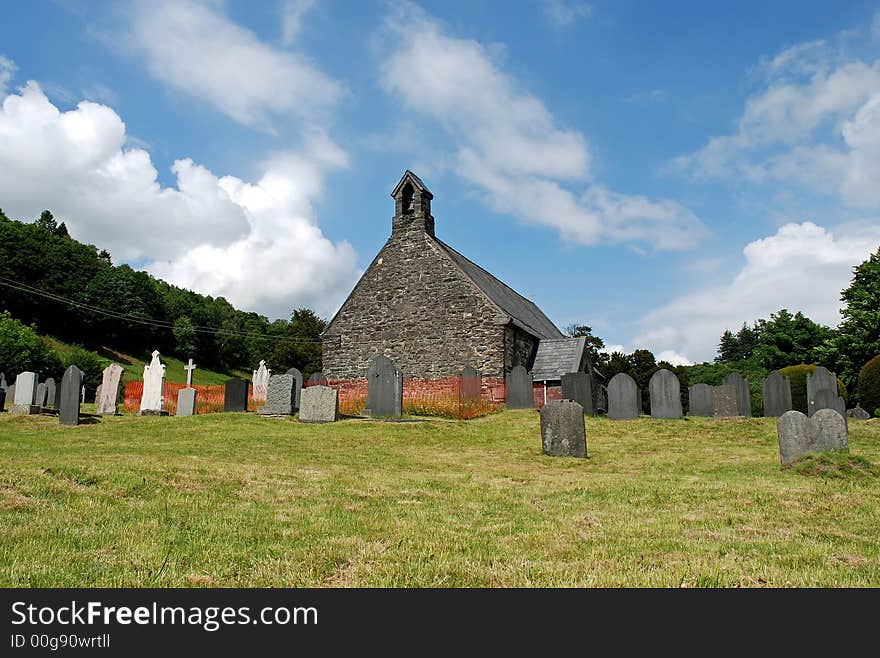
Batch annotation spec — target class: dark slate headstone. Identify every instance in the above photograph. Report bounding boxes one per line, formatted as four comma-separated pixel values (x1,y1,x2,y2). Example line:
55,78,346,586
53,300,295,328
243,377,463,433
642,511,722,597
847,405,871,420
285,368,303,411
811,388,846,418
459,366,481,402
540,399,588,458
561,372,593,415
259,374,296,416
54,382,62,410
712,384,739,418
688,383,713,417
0,388,5,413
777,409,848,465
806,366,837,414
608,373,639,420
308,372,328,385
649,369,682,419
223,378,249,412
35,382,48,408
762,370,792,417
59,366,83,426
724,372,751,417
0,372,6,391
367,356,403,417
44,378,56,409
506,365,533,410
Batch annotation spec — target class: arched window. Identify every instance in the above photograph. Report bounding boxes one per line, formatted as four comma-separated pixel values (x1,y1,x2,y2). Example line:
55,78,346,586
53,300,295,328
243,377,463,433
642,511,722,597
401,182,414,214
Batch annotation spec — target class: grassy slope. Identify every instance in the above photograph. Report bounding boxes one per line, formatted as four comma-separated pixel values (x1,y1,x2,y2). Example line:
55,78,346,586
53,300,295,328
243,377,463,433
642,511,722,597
45,337,245,385
1,411,878,587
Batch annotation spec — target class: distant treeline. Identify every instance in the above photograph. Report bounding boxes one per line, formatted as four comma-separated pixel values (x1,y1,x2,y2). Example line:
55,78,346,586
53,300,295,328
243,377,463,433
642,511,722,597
0,209,324,377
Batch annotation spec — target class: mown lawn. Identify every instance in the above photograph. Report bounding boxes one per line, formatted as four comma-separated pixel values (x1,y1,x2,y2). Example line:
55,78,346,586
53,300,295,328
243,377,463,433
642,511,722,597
1,411,878,587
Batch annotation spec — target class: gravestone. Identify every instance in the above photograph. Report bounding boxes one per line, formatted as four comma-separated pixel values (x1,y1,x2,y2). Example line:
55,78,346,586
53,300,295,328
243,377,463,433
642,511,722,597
176,388,197,417
252,360,270,403
806,366,837,415
649,369,682,419
223,378,249,412
7,384,15,405
0,372,6,391
712,384,739,418
847,405,871,420
139,350,168,416
777,409,848,465
561,372,593,416
0,388,5,412
308,372,328,385
35,382,48,408
811,388,846,418
762,370,792,417
285,368,304,411
367,356,403,417
687,383,713,417
258,374,296,416
44,378,56,409
184,358,197,387
53,382,62,409
724,372,751,417
459,366,481,402
607,373,639,420
506,365,533,410
96,363,125,416
299,385,339,423
540,399,588,458
11,372,39,415
59,366,83,426
95,384,103,405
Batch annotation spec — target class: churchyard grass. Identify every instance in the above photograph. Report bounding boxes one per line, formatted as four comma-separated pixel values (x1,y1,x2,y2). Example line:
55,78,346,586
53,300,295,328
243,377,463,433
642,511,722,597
1,411,878,587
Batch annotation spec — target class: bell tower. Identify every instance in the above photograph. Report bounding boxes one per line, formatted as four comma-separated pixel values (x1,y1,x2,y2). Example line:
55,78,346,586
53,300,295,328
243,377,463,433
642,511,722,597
391,170,434,237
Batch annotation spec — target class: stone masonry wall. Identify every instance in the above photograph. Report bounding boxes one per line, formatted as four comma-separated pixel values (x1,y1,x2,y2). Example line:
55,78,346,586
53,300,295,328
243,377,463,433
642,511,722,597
322,225,511,378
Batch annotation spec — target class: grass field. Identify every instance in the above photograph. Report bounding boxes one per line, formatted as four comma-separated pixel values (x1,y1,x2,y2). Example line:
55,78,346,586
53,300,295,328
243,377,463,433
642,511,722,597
1,411,878,587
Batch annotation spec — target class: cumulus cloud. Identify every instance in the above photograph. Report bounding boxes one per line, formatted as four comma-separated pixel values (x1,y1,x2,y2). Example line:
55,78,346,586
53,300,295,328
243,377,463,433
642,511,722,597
0,54,15,95
542,1,592,29
379,4,706,251
124,0,341,128
0,82,358,318
633,221,880,362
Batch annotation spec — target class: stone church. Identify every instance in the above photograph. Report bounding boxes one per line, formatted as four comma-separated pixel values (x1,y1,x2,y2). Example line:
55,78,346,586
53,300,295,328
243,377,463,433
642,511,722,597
321,171,594,383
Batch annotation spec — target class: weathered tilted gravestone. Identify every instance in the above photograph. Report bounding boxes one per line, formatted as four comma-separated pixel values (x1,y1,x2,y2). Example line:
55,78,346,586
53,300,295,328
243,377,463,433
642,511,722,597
811,388,846,418
97,363,125,416
762,370,792,417
607,372,639,420
366,355,403,417
649,369,682,419
35,382,47,408
847,405,871,420
806,367,837,415
44,378,56,409
712,384,739,418
59,366,84,426
0,372,6,391
540,399,588,458
7,384,15,406
308,372,328,385
139,350,168,416
0,388,5,413
777,409,848,465
459,366,481,402
258,374,296,417
176,388,197,417
285,368,304,411
223,378,249,412
10,372,39,415
506,365,533,410
724,372,751,417
252,360,270,403
299,385,339,423
561,372,593,416
688,383,713,417
95,384,103,405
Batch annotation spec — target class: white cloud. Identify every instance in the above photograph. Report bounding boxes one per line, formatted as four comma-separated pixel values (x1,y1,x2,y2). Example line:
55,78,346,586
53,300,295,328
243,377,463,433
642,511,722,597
0,82,358,319
281,0,316,44
380,4,706,251
125,0,341,129
600,343,626,355
634,221,880,362
656,350,693,367
542,0,592,29
0,54,15,95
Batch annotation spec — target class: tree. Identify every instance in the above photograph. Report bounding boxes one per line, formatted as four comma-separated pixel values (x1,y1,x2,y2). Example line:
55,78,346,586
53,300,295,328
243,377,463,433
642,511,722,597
752,309,833,371
0,312,62,379
716,322,760,363
563,323,607,369
172,316,198,357
267,308,326,379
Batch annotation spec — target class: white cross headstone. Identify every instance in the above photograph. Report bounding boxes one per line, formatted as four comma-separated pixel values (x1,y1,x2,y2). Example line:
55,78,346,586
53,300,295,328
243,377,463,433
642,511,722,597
184,359,197,388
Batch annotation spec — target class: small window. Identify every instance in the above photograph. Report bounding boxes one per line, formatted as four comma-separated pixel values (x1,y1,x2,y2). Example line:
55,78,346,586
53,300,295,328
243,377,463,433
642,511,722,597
401,182,414,214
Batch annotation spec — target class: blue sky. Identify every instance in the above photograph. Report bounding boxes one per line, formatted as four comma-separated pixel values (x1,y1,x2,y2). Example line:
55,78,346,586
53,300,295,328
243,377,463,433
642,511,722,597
2,0,880,364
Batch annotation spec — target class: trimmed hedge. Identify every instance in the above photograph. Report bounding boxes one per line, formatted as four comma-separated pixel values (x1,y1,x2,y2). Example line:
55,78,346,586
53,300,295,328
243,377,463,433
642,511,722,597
778,364,848,415
857,354,880,416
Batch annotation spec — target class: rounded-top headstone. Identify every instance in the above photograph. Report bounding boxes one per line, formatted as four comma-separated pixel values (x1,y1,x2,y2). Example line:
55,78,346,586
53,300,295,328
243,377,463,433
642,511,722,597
687,383,713,417
285,367,304,410
607,372,638,420
59,366,84,426
367,355,403,417
777,408,848,465
506,365,533,410
308,371,328,385
724,371,751,417
649,369,682,419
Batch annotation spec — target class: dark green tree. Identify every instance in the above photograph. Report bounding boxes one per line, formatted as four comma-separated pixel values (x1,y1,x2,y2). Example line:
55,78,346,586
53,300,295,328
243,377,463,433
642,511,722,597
172,316,198,357
563,323,608,369
752,309,833,371
267,308,326,379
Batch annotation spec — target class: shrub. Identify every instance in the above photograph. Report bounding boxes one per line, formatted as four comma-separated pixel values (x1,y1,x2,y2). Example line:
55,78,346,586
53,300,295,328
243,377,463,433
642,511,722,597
0,312,62,379
857,354,880,416
778,364,848,414
58,345,105,392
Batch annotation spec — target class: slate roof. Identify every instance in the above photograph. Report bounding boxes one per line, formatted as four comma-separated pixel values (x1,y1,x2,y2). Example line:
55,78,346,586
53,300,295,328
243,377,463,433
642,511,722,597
433,239,564,340
531,337,587,381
